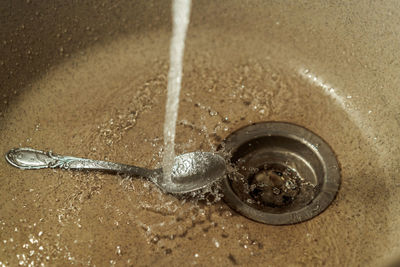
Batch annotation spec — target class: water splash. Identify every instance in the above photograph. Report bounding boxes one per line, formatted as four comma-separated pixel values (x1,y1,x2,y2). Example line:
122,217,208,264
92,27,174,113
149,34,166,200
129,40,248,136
162,0,192,184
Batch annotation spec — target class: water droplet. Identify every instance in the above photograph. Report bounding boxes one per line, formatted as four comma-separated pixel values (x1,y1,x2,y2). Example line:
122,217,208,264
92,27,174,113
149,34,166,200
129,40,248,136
116,246,122,256
209,110,217,116
213,238,220,248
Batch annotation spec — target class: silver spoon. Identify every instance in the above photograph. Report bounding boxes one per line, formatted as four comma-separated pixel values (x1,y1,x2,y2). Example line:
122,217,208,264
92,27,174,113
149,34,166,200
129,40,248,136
5,147,226,194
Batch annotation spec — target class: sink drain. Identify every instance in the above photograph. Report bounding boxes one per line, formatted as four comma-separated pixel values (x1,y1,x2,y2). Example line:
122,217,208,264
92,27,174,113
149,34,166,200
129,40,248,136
220,122,340,225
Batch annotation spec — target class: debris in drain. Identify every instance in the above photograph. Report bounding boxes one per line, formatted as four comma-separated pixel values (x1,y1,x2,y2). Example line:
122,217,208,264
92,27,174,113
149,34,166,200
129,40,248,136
228,162,317,213
249,166,302,208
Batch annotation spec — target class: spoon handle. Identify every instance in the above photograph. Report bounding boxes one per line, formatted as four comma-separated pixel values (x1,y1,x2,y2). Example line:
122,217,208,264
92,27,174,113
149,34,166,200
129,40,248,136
5,147,156,178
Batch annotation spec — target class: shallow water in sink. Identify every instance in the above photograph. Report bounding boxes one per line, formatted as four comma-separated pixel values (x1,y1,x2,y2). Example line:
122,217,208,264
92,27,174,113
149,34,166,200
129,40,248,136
0,30,395,266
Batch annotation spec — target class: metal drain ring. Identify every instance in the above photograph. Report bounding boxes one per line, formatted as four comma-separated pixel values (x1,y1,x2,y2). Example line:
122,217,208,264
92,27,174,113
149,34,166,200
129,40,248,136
221,122,341,225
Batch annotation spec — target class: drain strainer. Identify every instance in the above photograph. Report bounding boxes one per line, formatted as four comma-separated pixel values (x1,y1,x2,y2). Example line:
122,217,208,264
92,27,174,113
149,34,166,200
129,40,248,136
220,122,340,225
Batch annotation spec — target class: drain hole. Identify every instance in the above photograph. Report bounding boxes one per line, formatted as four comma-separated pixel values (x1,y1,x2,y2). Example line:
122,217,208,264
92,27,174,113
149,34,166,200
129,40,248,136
220,122,341,225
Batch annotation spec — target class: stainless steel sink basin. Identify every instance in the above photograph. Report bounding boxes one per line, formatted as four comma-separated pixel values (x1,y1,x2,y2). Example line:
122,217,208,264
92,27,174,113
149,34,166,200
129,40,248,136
1,1,399,266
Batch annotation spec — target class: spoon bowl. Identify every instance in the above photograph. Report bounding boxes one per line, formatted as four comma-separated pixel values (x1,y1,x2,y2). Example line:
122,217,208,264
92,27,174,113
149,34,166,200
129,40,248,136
158,151,227,194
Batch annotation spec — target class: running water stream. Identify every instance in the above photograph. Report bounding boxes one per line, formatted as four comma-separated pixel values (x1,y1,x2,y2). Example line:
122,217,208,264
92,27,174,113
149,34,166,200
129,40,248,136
162,0,192,184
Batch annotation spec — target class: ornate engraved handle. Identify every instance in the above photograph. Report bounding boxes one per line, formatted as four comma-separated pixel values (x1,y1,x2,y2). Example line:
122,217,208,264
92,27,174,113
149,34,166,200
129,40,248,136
5,147,156,178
